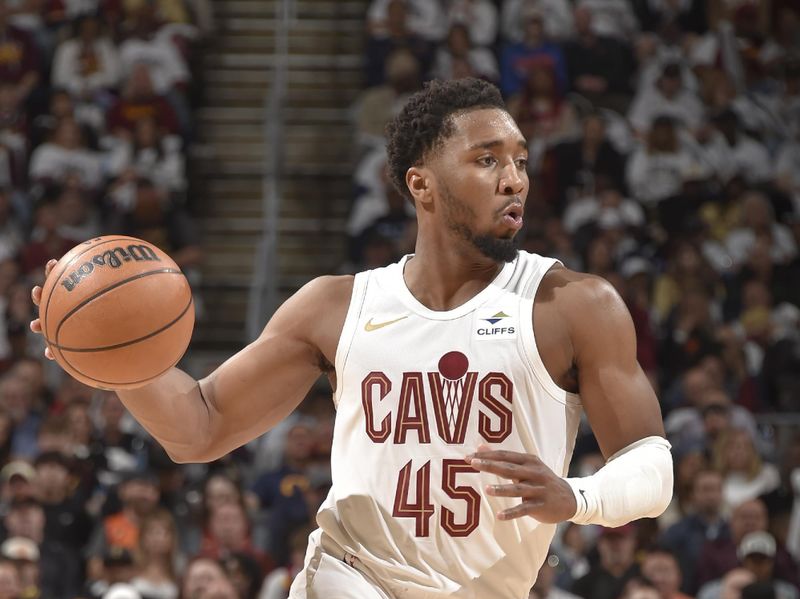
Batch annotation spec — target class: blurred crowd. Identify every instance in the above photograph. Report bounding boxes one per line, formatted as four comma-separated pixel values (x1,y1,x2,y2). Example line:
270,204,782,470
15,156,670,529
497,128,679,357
0,0,797,599
347,1,800,599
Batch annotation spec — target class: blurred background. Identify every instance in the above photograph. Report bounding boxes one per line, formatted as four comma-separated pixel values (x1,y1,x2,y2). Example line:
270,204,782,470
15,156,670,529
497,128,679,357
0,0,797,598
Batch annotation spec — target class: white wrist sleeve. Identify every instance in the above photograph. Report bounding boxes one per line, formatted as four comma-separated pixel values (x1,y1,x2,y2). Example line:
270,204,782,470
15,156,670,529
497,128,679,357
565,436,673,527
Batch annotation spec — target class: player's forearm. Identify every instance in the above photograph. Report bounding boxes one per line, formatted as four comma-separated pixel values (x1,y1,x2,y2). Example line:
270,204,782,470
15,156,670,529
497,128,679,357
115,367,214,463
565,436,673,527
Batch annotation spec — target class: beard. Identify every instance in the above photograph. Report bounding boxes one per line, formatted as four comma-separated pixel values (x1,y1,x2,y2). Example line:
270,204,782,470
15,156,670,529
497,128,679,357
441,182,520,263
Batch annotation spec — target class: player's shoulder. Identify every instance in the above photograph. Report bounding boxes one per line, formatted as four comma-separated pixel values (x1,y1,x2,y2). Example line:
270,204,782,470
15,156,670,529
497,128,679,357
540,265,625,315
296,275,355,308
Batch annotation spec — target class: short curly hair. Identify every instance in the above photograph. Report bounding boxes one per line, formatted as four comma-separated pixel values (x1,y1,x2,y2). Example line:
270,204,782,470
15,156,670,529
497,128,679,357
385,78,506,199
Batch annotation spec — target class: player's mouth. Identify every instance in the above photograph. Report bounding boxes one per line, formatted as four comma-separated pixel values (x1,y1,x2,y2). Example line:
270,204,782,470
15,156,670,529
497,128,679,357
500,203,524,230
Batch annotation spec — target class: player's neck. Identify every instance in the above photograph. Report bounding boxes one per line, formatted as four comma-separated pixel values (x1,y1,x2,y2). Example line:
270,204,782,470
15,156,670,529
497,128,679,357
404,238,503,311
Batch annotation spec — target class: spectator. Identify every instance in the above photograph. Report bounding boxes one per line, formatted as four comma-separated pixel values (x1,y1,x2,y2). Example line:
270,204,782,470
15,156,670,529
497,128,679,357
220,552,261,599
563,5,635,112
85,471,161,582
180,557,232,599
355,49,422,149
258,526,312,599
662,469,729,592
19,195,81,275
3,497,81,598
571,524,639,599
713,428,781,511
34,450,92,552
641,548,692,599
130,509,180,599
695,499,799,592
0,537,39,599
0,4,41,110
626,116,695,208
507,63,579,169
725,192,798,268
366,0,447,43
628,62,706,135
106,65,180,137
51,13,120,103
501,0,574,42
251,422,315,566
698,532,799,599
431,24,499,83
84,546,136,599
28,117,105,193
363,0,433,88
199,501,273,576
0,375,40,460
445,0,497,47
0,558,21,599
543,112,627,211
709,110,772,186
500,8,568,98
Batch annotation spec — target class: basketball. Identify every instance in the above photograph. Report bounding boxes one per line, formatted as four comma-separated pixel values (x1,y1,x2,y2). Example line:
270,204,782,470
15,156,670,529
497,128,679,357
38,236,195,390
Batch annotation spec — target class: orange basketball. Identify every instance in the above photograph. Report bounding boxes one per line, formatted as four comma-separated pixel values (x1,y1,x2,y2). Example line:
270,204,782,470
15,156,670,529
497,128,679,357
38,236,195,389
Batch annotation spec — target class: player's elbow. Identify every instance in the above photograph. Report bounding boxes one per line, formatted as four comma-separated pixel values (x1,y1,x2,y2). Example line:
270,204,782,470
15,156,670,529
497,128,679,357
161,439,218,464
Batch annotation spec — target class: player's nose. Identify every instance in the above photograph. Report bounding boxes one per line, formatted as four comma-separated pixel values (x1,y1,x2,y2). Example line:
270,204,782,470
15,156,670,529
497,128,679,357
498,164,525,195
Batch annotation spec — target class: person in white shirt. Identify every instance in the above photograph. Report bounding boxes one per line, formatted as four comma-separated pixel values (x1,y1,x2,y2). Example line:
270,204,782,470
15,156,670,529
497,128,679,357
431,24,499,83
367,0,448,42
577,0,639,41
626,116,695,207
628,63,705,135
28,117,105,192
51,13,120,101
445,0,497,47
725,191,798,268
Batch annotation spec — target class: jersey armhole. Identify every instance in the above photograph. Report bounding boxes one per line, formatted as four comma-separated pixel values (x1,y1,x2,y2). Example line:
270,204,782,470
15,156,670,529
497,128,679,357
518,262,582,407
332,271,370,408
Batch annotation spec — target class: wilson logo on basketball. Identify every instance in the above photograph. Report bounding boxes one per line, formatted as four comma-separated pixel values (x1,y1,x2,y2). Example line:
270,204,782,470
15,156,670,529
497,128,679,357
60,245,162,292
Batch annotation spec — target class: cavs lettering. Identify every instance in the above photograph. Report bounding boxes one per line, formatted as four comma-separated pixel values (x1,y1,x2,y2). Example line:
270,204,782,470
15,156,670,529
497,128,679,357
360,351,513,445
360,351,513,538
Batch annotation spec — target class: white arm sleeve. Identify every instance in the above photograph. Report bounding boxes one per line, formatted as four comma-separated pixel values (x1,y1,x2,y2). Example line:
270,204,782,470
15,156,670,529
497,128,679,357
565,436,673,527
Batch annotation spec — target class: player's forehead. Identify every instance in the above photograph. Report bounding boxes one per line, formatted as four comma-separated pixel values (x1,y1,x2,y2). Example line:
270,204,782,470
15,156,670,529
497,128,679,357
445,108,526,153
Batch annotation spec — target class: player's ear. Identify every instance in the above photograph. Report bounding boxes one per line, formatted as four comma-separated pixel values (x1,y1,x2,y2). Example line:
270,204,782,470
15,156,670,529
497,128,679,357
406,166,432,207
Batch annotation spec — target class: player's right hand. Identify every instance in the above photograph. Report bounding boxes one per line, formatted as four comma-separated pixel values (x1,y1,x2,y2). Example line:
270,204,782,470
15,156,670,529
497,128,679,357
29,258,58,361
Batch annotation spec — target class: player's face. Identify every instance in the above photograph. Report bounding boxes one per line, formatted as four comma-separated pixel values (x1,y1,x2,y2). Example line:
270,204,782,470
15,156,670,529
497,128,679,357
431,108,529,262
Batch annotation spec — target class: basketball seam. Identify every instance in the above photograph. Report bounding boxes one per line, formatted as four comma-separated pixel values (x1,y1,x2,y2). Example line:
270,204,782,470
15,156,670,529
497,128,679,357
42,236,145,340
52,284,192,352
57,296,194,387
49,267,183,347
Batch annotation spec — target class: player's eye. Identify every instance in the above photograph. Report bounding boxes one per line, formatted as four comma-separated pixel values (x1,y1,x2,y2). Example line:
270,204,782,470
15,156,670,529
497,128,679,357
515,158,528,169
478,156,497,167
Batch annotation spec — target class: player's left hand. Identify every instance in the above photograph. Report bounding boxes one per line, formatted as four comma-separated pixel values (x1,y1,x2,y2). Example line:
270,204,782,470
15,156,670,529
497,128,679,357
465,445,578,524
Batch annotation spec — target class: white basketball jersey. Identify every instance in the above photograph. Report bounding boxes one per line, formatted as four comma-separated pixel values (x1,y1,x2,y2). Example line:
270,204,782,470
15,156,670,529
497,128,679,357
316,252,583,599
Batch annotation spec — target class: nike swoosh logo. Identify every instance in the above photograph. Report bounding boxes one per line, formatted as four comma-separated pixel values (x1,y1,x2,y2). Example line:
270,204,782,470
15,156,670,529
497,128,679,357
579,489,588,511
364,315,409,332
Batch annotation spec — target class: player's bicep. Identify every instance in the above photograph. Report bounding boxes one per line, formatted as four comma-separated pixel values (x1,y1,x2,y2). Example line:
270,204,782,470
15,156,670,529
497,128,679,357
197,277,349,457
570,278,664,459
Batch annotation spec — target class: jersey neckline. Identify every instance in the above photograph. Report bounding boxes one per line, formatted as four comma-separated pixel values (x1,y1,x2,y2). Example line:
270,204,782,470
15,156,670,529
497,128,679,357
387,254,518,320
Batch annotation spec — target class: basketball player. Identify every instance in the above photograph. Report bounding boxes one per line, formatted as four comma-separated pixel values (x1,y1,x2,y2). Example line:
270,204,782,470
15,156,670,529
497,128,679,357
30,78,673,598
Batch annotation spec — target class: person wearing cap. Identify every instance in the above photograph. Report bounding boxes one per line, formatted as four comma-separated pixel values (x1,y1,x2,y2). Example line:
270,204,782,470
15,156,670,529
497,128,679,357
697,532,799,599
571,523,639,599
0,462,35,507
1,537,39,599
3,497,81,599
695,499,800,593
